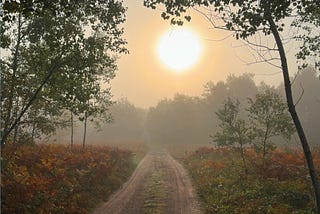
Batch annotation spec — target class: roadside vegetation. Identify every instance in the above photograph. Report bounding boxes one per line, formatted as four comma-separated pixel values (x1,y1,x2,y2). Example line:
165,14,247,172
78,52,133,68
1,143,145,214
183,147,319,213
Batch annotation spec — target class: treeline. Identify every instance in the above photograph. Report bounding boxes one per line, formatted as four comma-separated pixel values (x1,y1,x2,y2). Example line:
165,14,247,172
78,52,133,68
146,69,319,147
53,68,319,147
51,99,146,144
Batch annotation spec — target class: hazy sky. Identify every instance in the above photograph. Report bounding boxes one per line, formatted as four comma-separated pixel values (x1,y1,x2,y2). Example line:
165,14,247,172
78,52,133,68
111,2,298,108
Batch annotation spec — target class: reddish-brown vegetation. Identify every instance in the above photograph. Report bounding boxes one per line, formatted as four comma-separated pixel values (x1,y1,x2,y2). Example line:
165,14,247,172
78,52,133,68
1,144,137,213
183,147,320,213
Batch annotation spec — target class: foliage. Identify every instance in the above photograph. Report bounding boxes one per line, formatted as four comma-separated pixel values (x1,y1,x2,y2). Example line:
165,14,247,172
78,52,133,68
213,90,295,169
213,98,251,147
247,89,295,157
145,73,260,146
1,144,136,213
203,73,257,112
292,1,320,71
212,98,251,171
97,98,147,143
184,147,318,213
146,94,203,145
143,72,318,149
1,0,128,144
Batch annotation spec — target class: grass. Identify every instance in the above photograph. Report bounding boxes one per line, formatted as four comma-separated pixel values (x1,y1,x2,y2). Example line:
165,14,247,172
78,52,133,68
143,170,168,214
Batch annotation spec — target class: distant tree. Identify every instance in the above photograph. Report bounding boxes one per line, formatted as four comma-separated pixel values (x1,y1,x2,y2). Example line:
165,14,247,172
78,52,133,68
79,91,113,149
145,94,205,145
203,81,228,109
70,98,146,145
105,98,146,142
203,73,258,114
289,68,320,145
213,98,251,173
226,73,258,103
144,1,320,210
248,89,295,158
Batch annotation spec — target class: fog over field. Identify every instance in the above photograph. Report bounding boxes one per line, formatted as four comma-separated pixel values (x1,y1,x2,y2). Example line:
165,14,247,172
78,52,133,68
51,69,320,148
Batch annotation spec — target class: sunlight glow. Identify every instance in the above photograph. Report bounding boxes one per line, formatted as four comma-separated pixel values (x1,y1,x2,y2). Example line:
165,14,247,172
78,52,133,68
157,28,202,71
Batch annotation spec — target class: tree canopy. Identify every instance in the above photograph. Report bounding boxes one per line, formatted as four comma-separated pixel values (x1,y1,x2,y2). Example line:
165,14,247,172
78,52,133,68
1,0,128,144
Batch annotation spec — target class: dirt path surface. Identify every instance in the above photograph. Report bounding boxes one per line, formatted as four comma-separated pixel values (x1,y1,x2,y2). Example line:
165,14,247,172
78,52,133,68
93,150,202,214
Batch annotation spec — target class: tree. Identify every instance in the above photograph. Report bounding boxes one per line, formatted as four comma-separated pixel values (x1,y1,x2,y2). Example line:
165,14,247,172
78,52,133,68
248,89,295,158
1,0,128,145
145,94,208,145
213,98,251,173
79,90,113,149
101,98,145,143
52,98,146,145
203,73,258,111
144,0,320,211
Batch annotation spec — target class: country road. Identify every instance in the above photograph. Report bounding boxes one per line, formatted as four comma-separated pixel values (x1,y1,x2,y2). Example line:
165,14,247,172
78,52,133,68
92,150,202,214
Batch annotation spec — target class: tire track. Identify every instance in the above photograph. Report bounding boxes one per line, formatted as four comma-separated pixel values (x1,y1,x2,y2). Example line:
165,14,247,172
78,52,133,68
92,150,202,214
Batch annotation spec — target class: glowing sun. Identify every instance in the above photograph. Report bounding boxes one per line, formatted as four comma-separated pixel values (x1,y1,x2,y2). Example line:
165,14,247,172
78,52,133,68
157,28,202,71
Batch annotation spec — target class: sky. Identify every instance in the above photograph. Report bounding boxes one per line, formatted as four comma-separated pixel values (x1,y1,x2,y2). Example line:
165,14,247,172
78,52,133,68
110,1,299,108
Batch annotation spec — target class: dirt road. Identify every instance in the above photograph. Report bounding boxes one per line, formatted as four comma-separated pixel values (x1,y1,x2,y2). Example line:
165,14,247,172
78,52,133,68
93,150,202,214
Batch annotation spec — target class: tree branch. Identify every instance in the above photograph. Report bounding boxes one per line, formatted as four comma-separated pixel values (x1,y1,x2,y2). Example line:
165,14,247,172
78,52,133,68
1,56,63,145
294,83,304,107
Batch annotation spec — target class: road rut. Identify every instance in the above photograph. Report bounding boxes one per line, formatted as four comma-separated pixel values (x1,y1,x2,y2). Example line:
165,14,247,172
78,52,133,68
92,150,202,214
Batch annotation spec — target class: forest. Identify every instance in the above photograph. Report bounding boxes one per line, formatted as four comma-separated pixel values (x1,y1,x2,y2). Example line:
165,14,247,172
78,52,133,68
1,0,320,213
52,70,320,149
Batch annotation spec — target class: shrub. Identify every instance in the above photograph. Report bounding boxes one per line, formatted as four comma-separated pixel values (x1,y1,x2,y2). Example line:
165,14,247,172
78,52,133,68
1,144,136,213
183,147,318,213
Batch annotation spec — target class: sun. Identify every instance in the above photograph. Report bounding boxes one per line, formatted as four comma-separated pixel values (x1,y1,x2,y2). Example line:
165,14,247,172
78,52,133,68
157,28,202,72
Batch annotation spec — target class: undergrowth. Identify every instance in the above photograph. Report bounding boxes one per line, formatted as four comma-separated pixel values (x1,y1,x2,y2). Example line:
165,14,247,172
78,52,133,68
183,147,319,213
1,143,139,213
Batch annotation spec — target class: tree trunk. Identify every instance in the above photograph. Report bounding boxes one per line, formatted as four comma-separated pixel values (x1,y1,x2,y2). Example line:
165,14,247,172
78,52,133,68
1,57,61,145
239,135,248,174
239,143,248,174
12,98,20,144
262,122,270,162
4,13,22,139
31,116,36,139
82,112,87,150
71,112,74,147
268,16,320,213
13,124,19,144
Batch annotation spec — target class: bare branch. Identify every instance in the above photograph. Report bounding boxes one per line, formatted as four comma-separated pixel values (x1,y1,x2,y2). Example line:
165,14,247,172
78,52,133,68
291,70,300,86
231,39,282,69
202,32,235,42
244,38,278,51
294,83,305,107
245,57,281,66
194,6,282,70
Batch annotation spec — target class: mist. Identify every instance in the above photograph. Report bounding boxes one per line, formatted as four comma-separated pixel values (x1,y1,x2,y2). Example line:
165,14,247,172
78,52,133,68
51,68,320,148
